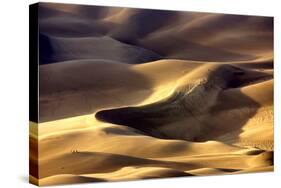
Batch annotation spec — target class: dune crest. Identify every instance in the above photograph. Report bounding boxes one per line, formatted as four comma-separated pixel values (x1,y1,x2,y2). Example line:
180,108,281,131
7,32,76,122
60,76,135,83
96,63,272,142
31,2,273,186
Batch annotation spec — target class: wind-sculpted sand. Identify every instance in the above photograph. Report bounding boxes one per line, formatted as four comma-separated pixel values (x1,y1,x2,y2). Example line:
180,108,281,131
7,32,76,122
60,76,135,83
30,2,274,186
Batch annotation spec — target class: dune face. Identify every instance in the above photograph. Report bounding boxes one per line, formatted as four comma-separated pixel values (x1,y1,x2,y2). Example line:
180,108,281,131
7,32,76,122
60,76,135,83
95,64,272,141
30,2,274,186
39,34,162,64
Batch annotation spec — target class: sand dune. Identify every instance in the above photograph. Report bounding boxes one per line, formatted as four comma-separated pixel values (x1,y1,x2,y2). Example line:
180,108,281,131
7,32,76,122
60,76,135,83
96,63,272,141
39,34,161,64
31,118,273,184
39,3,273,62
31,2,274,186
34,59,273,185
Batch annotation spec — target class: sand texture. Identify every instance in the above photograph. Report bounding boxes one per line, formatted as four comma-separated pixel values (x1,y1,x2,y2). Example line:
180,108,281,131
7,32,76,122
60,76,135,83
30,2,274,186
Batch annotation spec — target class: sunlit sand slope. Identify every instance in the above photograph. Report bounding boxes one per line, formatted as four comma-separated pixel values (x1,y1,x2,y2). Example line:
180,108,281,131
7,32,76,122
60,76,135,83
34,59,273,185
31,2,274,186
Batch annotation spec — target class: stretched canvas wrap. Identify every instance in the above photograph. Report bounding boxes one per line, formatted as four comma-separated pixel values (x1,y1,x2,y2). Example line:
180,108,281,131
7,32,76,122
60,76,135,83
29,2,274,186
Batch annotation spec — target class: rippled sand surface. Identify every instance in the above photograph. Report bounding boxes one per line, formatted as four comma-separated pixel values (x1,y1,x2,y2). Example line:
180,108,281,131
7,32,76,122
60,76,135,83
30,3,273,186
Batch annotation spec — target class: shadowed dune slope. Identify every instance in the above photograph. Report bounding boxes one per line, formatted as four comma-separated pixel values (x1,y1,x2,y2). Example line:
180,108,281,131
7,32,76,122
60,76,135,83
39,3,273,63
39,34,161,64
96,63,273,144
36,58,273,185
34,2,274,186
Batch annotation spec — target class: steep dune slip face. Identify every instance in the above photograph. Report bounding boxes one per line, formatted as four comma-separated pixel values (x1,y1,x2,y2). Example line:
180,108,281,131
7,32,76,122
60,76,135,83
96,64,272,142
31,2,274,186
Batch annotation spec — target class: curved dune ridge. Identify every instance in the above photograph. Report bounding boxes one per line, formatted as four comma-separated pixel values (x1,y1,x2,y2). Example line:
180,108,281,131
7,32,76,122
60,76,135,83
32,2,273,186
